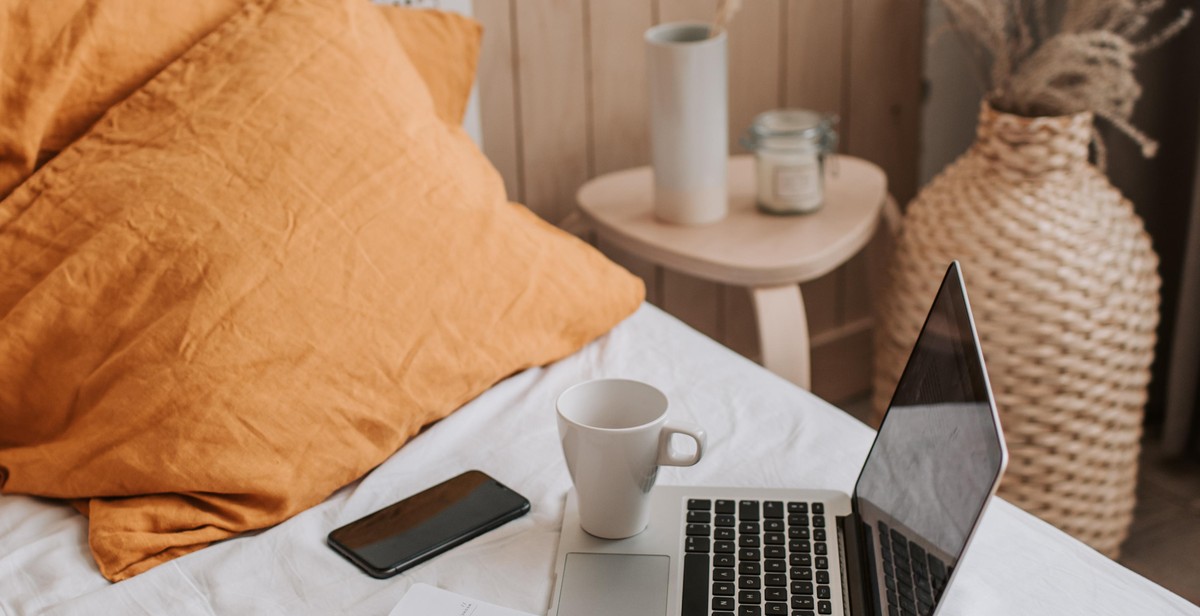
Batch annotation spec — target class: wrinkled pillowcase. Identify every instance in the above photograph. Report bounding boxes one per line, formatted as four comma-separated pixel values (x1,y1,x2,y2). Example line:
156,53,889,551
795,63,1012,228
0,0,481,200
0,0,641,581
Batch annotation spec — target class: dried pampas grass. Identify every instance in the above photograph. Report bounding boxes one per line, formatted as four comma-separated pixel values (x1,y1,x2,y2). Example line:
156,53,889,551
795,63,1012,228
942,0,1192,158
711,0,742,38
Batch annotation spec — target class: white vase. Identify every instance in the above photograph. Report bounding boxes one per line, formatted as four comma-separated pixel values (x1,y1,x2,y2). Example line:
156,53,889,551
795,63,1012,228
645,22,727,225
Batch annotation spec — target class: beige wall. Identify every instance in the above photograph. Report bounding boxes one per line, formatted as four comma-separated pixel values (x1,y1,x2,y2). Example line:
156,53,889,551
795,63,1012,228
473,0,923,403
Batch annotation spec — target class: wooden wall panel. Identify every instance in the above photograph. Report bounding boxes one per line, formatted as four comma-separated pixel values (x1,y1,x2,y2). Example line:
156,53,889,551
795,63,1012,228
785,0,845,118
587,0,654,175
474,0,522,202
846,0,924,203
512,0,590,222
726,0,783,153
657,0,719,24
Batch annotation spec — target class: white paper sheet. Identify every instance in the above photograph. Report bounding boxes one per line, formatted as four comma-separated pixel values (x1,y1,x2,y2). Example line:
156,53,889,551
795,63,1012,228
390,584,535,616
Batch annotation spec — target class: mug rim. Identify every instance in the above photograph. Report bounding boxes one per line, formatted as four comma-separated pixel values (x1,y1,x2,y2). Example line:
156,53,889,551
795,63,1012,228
556,378,669,433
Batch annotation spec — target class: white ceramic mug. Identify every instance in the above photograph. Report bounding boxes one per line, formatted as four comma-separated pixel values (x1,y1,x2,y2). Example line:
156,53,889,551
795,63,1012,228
556,379,706,539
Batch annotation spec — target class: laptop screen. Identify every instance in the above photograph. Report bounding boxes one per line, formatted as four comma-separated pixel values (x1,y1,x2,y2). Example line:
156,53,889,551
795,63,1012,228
852,262,1006,610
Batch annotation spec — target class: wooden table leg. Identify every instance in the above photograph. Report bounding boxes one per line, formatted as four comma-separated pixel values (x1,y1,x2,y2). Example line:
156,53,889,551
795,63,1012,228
750,284,811,390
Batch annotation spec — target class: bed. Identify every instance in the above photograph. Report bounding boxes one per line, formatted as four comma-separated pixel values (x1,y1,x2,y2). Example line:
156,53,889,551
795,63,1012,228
0,0,1196,614
0,304,1195,615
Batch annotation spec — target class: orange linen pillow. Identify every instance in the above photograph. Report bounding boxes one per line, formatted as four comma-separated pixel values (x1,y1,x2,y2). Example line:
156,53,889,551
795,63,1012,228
0,0,641,582
0,0,481,200
383,7,482,125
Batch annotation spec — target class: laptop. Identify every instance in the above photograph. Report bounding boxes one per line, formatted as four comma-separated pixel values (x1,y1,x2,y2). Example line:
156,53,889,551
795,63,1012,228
547,261,1007,616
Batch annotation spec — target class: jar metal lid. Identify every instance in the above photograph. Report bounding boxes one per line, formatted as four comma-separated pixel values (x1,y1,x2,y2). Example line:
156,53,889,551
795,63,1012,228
742,109,838,153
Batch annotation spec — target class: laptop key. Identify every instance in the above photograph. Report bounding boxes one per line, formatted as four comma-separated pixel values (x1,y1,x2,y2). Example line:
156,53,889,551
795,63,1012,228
812,503,824,514
716,527,736,540
793,596,815,610
682,553,708,616
686,510,710,524
739,561,761,575
714,540,735,554
814,542,827,556
714,568,735,581
812,515,825,528
790,567,813,581
739,535,761,548
685,523,710,536
813,529,826,542
716,514,737,527
765,545,786,559
764,602,787,615
740,522,761,534
739,548,761,561
788,502,809,514
737,606,761,616
790,553,812,567
715,553,736,568
815,570,829,584
763,501,784,518
739,575,762,590
688,498,712,510
739,590,762,603
764,573,786,587
740,500,760,521
815,556,828,570
792,581,814,595
818,599,832,614
685,537,709,553
790,539,811,553
716,500,737,514
712,597,734,611
764,532,785,545
789,513,810,526
764,559,786,573
817,585,831,599
713,582,735,596
765,587,787,601
788,527,810,540
764,519,785,532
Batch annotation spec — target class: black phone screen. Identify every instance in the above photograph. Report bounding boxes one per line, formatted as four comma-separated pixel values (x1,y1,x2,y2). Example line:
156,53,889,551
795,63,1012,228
327,470,530,578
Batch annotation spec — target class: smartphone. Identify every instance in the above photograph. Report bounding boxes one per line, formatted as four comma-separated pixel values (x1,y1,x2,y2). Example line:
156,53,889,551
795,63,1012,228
327,470,531,578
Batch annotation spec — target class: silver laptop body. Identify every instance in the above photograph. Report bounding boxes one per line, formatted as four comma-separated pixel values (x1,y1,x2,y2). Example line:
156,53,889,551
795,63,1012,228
548,262,1008,616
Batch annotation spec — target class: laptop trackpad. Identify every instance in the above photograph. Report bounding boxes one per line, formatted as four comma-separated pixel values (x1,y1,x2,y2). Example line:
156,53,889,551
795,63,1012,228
555,553,670,616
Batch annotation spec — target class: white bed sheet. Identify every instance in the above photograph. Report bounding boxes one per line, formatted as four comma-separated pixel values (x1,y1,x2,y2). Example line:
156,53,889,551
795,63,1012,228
1,304,1195,615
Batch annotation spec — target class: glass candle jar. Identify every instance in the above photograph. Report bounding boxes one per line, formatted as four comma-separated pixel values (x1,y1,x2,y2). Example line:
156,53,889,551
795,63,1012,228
741,109,838,214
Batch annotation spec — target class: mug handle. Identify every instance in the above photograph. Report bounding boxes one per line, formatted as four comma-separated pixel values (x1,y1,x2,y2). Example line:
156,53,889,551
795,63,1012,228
657,421,706,467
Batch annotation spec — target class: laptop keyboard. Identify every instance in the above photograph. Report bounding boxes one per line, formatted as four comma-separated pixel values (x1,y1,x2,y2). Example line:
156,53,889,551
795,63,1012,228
682,498,834,616
876,521,949,616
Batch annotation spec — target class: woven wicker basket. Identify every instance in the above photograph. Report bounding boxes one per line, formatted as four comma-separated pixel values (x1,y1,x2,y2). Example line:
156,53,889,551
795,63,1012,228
873,102,1160,558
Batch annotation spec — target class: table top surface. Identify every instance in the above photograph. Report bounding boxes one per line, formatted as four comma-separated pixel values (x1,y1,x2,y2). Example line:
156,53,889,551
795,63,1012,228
577,155,888,286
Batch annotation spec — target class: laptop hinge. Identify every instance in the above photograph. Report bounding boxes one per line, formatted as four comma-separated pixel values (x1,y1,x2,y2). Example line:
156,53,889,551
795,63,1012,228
837,513,877,616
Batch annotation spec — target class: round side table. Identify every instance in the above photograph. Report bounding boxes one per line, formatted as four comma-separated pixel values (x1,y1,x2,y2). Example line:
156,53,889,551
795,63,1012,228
577,154,890,390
